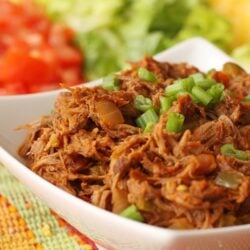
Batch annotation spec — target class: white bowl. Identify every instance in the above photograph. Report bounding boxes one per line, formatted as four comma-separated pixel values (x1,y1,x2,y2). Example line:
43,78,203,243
0,37,249,250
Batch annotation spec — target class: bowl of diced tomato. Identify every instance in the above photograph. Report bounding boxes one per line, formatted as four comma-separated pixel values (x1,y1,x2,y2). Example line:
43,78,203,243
0,0,84,95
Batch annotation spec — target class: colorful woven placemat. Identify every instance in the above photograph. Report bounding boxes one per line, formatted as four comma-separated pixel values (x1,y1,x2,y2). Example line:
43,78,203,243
0,163,98,250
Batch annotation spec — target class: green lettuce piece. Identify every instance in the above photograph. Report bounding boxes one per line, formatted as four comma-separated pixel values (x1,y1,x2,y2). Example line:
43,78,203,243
175,5,232,51
120,0,201,59
35,0,232,80
75,30,126,80
36,0,129,32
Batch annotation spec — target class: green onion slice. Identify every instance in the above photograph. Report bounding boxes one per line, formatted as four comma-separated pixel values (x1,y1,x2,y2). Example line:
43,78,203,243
207,83,225,104
138,67,157,83
176,91,190,98
235,150,249,161
174,77,194,92
220,144,249,161
165,77,194,97
136,108,159,129
195,79,216,90
190,94,199,103
166,112,185,133
165,82,184,97
120,204,144,222
143,121,155,133
159,96,175,114
221,144,235,156
101,75,120,91
134,95,153,112
191,73,205,83
191,86,213,106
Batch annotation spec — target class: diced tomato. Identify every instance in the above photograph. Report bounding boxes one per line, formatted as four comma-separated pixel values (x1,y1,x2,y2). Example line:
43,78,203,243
0,0,84,95
0,82,28,95
48,24,75,46
0,45,56,87
60,67,83,84
54,46,83,67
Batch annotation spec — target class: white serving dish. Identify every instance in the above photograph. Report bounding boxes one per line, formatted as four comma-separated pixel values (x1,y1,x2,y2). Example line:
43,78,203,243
0,37,250,250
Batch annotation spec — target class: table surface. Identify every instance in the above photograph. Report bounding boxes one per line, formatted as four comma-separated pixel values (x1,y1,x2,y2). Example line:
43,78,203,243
0,163,100,250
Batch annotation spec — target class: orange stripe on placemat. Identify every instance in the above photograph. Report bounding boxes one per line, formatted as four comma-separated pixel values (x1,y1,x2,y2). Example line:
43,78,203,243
0,163,99,250
51,211,98,250
0,195,43,250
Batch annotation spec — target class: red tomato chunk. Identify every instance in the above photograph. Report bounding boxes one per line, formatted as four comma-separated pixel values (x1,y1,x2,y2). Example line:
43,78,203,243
0,0,84,95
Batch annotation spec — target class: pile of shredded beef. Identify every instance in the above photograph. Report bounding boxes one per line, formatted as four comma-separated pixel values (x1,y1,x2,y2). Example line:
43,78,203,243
19,57,250,229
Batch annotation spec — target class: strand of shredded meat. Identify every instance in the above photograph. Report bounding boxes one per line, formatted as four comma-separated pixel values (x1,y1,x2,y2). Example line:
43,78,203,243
18,57,250,229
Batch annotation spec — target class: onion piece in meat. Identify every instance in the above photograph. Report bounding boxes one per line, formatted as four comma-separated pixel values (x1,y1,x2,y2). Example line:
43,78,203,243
222,62,246,77
215,170,244,189
96,100,124,126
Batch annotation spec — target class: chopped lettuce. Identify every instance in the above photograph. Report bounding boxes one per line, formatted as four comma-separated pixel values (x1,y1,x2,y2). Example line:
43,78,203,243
75,30,125,79
36,0,129,32
175,5,232,51
119,0,200,61
35,0,233,80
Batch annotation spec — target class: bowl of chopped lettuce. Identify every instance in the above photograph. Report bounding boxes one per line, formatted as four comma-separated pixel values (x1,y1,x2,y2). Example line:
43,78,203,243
35,0,250,81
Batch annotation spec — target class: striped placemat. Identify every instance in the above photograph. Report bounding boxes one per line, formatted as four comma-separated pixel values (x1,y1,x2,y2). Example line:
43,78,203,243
0,164,98,250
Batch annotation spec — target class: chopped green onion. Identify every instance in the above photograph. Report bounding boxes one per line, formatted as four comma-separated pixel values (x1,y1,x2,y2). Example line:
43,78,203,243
166,77,194,97
101,75,120,91
134,95,153,112
182,77,195,92
190,94,199,103
136,108,159,129
195,79,216,90
166,112,185,133
221,144,235,155
242,95,250,103
215,170,244,189
220,144,249,161
165,82,184,97
174,77,194,92
207,83,225,104
191,73,205,83
235,150,249,161
138,67,157,83
176,91,190,98
120,204,144,222
159,96,175,114
191,86,213,106
143,121,155,133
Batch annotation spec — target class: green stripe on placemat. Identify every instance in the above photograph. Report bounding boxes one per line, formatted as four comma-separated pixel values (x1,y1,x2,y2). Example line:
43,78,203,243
0,164,96,250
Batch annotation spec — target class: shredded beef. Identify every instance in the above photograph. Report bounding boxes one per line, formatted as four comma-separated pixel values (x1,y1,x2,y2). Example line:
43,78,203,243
19,57,250,229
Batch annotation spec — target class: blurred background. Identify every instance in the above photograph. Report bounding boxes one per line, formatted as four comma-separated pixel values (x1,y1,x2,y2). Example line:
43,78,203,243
1,0,250,94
